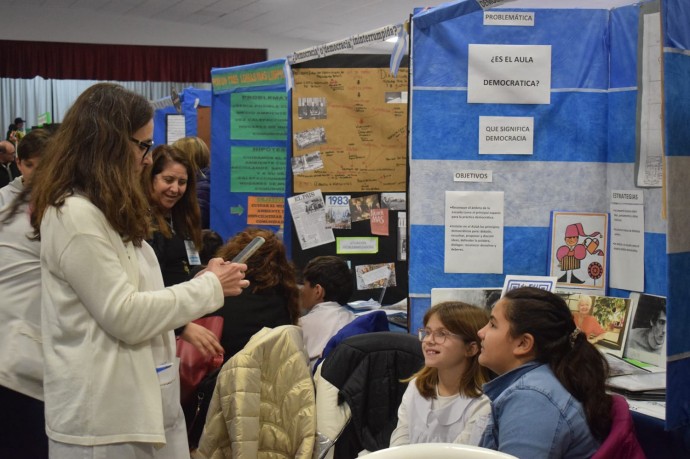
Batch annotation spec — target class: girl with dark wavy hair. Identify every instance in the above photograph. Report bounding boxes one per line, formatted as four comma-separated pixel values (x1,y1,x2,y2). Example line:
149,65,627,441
478,287,612,458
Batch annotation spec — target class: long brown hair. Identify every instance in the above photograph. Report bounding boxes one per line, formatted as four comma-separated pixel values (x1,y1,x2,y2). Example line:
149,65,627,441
409,301,490,399
30,83,153,244
502,287,612,441
144,144,202,249
216,227,299,324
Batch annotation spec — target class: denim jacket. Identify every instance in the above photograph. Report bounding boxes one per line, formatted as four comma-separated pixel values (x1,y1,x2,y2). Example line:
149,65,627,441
479,361,600,459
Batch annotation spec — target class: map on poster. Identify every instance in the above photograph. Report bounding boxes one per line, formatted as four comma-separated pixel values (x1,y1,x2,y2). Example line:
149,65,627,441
292,67,408,192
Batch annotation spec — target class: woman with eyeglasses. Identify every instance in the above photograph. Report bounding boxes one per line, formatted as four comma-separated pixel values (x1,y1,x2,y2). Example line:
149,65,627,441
30,83,249,459
390,301,491,447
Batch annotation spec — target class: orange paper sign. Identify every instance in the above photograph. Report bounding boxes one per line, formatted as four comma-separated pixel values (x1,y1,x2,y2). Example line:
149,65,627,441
247,196,285,226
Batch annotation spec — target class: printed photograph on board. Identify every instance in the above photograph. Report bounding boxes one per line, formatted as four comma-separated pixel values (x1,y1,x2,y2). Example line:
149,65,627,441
297,96,328,119
291,151,324,175
560,292,632,357
624,293,666,368
349,194,381,222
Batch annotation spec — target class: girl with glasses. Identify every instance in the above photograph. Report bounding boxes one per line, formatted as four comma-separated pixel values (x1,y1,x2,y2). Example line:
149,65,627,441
390,301,491,447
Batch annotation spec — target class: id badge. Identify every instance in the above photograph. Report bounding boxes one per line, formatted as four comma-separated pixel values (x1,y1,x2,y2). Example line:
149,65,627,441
184,240,201,265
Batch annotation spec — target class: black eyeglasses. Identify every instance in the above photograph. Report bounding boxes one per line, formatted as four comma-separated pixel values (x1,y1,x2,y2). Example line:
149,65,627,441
130,137,154,159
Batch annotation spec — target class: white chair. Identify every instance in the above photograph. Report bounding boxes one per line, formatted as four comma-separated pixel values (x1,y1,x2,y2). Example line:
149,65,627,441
363,443,519,459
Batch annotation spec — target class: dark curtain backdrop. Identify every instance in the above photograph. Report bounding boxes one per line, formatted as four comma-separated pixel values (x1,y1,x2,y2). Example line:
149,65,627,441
0,40,267,82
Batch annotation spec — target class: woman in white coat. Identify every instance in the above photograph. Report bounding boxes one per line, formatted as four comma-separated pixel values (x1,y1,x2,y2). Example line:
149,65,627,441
30,83,249,459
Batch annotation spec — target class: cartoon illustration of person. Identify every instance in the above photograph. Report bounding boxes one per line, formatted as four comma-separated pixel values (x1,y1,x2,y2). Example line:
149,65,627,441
556,223,602,284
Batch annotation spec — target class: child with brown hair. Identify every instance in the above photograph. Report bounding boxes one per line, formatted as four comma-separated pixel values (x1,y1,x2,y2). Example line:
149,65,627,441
390,301,491,446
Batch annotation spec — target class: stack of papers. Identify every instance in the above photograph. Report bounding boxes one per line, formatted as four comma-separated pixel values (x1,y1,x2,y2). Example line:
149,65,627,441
604,353,649,377
347,299,382,310
607,372,666,401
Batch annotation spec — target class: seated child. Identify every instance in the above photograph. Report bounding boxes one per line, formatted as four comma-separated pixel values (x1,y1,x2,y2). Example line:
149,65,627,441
390,301,491,446
298,256,355,368
478,287,612,459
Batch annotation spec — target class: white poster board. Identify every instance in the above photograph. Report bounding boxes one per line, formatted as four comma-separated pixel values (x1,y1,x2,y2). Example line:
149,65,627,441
444,191,504,273
468,44,552,104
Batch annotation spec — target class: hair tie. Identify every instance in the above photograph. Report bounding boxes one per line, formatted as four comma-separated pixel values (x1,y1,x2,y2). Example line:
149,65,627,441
569,328,581,347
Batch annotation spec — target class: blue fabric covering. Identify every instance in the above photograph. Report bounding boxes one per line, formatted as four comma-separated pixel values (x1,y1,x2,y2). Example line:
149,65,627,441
663,0,690,50
607,91,637,163
668,252,690,356
209,59,293,248
667,359,690,443
153,106,177,147
408,0,685,430
152,87,212,146
412,91,609,163
663,53,690,157
632,409,690,459
410,225,550,293
610,5,639,89
664,0,690,432
313,310,390,371
413,9,609,90
409,297,432,341
180,87,212,137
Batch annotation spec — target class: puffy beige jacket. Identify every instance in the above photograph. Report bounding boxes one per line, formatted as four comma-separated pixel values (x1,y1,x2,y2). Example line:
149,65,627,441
195,325,316,459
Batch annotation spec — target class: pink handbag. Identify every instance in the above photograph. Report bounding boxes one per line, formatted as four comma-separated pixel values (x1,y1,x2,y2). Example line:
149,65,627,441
176,316,224,405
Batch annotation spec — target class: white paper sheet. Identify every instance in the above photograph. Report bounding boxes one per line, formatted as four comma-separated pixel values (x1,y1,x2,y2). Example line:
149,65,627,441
287,189,334,250
468,44,551,104
444,191,504,273
610,190,645,291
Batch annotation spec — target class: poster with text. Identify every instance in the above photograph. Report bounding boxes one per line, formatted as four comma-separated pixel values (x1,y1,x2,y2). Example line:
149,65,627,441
468,44,551,104
230,92,288,140
444,191,504,273
292,67,408,192
230,146,286,193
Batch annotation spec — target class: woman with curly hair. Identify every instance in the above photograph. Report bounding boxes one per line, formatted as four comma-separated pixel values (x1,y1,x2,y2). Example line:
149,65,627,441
182,228,299,447
213,227,300,359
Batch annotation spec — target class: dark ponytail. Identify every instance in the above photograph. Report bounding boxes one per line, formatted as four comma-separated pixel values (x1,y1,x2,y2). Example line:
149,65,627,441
503,287,612,441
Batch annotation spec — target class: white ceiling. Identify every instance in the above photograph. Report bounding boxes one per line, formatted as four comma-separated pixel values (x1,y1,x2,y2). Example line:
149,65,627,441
2,0,449,51
0,0,640,56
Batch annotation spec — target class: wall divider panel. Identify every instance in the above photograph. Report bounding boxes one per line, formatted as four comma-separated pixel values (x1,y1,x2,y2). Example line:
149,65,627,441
408,0,688,430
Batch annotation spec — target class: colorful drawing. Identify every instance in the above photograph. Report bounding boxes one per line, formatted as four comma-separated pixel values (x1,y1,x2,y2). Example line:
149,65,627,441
556,223,604,284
